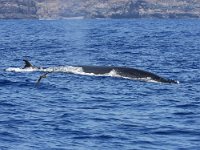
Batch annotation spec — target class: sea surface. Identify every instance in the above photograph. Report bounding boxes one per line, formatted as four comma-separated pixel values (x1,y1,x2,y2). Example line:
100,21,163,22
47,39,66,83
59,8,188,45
0,19,200,150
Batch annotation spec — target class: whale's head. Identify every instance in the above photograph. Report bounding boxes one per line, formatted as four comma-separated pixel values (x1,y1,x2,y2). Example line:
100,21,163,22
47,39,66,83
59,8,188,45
160,78,179,84
169,79,179,84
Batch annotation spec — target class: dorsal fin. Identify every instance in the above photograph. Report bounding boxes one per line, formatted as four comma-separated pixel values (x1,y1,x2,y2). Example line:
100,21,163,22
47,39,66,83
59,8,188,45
23,59,33,68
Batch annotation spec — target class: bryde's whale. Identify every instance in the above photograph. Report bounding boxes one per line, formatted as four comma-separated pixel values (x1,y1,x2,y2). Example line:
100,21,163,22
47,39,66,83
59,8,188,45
21,60,178,84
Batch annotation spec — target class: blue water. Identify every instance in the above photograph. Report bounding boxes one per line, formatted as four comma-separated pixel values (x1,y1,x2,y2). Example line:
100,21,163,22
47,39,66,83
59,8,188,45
0,19,200,150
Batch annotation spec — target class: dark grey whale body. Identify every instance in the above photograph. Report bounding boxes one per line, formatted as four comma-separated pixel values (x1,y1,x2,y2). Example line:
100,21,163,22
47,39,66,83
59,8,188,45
22,60,178,84
80,66,178,83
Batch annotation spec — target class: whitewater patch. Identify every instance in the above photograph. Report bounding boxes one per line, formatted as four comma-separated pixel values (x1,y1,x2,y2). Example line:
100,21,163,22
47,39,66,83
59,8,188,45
5,66,83,74
5,67,39,72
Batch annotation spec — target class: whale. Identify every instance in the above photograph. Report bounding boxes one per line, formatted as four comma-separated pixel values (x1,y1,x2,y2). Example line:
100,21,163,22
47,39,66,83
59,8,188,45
22,60,178,84
81,66,178,83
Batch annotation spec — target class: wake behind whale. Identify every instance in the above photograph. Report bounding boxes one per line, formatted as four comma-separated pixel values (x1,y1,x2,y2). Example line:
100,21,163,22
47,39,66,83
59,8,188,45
6,60,179,84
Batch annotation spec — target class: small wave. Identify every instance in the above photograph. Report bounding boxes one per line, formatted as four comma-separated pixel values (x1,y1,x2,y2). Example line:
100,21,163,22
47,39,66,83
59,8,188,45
0,79,35,87
0,79,13,85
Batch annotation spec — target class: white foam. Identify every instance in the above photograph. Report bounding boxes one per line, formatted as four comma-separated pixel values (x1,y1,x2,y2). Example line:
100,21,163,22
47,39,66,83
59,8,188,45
106,69,120,77
5,66,83,74
140,77,159,83
40,66,83,74
5,67,38,72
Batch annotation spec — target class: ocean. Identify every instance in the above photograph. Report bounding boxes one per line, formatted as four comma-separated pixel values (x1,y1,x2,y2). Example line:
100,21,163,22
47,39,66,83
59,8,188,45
0,19,200,150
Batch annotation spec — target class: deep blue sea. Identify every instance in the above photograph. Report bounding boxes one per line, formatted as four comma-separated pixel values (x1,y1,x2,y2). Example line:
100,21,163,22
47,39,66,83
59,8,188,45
0,19,200,150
